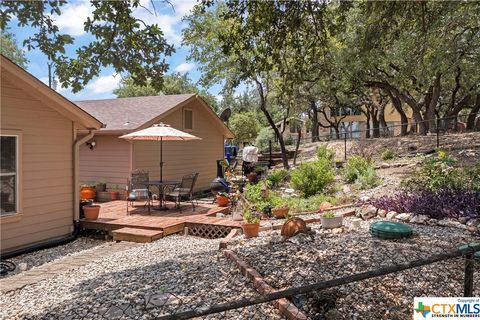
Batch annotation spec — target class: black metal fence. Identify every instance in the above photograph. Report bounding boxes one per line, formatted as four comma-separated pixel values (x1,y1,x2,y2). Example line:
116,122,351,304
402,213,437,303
270,112,480,162
154,244,479,319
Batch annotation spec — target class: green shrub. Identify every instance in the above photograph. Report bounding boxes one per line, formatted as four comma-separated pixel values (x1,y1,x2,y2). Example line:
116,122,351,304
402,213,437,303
255,127,276,153
266,169,290,188
316,145,335,161
381,148,395,161
291,158,335,197
401,154,473,192
244,182,270,212
356,166,380,189
343,155,379,189
343,156,371,183
287,194,337,213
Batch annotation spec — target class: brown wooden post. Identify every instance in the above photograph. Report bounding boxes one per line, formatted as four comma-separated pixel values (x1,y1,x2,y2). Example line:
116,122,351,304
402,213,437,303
464,250,474,297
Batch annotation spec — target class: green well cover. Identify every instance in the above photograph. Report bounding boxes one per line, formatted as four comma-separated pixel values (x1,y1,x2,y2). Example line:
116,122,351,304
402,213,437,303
369,221,413,240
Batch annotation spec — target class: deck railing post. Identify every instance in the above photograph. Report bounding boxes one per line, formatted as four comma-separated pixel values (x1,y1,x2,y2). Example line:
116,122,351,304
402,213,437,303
464,250,474,297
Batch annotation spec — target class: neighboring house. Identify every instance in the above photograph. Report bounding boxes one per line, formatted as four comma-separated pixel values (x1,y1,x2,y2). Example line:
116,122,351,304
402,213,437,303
0,55,103,255
76,95,234,192
319,104,413,139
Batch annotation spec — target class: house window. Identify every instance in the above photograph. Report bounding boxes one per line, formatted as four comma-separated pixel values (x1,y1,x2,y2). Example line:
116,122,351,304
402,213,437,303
183,109,193,131
1,135,18,215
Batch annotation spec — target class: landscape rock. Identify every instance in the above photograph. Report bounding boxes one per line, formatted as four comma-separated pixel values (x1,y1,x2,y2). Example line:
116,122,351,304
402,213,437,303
332,228,343,234
377,209,387,218
360,205,377,220
395,213,412,222
410,214,429,224
342,185,351,193
437,219,466,229
386,211,398,220
467,226,478,233
467,219,480,227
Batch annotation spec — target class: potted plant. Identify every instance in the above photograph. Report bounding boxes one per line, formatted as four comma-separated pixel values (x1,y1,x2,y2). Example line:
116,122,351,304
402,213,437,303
270,195,289,219
95,180,107,192
83,204,101,220
320,211,343,229
79,199,93,219
109,184,120,201
242,206,261,238
216,192,230,207
80,183,96,200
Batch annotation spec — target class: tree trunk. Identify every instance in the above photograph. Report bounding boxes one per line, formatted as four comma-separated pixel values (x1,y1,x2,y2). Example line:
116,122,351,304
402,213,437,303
372,109,380,138
466,94,480,131
310,99,319,142
365,112,371,139
293,129,302,166
378,105,389,136
425,73,441,133
255,80,290,169
387,89,408,136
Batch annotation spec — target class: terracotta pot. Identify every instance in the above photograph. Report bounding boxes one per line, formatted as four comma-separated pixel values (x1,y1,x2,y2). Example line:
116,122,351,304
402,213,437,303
319,201,333,211
80,186,96,200
110,192,119,201
272,206,289,219
216,195,229,207
242,223,260,238
281,217,307,237
246,172,258,183
83,205,100,220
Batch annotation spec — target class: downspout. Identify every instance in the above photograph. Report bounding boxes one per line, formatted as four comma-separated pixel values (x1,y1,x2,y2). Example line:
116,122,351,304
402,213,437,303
73,129,96,223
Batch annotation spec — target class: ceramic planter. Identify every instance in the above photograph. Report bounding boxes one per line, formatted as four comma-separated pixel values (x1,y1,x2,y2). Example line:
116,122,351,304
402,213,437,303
242,223,260,238
320,215,343,229
80,186,96,200
216,195,229,207
110,192,119,201
281,217,308,237
272,206,289,219
83,205,101,220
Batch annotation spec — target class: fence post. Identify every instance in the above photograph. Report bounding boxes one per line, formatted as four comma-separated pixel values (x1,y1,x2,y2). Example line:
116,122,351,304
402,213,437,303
344,132,347,161
436,118,439,148
464,250,474,297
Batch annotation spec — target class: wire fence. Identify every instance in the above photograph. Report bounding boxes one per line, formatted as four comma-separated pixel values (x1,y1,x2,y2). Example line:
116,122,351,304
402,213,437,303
269,112,480,162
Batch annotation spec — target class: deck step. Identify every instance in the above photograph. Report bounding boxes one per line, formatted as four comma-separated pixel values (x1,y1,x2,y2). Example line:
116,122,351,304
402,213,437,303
112,227,164,243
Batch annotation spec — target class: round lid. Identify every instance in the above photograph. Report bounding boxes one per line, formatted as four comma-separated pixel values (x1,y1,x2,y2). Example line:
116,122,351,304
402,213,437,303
370,221,413,239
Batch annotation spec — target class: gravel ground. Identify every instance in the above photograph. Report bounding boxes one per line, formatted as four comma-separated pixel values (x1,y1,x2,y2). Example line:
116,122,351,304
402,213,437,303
1,235,282,320
229,221,480,320
5,237,106,276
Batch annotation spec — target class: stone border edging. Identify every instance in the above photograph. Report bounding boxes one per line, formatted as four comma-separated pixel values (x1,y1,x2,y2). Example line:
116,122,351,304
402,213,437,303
223,249,308,320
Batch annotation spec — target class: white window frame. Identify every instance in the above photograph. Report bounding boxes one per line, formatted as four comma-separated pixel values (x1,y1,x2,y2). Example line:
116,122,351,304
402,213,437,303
1,131,22,220
183,108,194,131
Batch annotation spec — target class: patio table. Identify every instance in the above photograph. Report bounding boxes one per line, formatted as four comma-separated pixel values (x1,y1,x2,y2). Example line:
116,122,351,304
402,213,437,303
144,180,180,212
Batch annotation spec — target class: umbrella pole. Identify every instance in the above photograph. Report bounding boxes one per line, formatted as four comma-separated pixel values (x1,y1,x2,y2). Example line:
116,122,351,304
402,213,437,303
160,137,163,183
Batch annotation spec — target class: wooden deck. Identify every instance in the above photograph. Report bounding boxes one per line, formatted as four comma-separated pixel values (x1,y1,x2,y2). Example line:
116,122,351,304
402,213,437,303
80,200,241,242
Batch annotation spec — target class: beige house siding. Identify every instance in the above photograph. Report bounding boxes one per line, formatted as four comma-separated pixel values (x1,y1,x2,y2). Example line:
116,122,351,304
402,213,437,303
133,100,224,191
1,75,74,253
79,135,132,187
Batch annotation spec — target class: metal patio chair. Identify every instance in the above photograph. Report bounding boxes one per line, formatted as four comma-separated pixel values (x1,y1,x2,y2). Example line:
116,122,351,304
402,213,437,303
126,170,152,214
165,173,199,211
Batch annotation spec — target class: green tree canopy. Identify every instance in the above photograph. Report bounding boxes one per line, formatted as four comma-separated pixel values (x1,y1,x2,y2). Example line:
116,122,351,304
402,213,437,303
114,73,219,111
228,111,260,145
1,1,174,92
0,32,28,67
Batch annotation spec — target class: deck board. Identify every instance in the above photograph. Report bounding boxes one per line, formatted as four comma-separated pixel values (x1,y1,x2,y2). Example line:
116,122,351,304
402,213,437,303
80,200,241,242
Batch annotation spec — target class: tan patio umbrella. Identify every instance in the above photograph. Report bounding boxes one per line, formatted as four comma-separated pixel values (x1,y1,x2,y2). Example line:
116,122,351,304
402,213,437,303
119,123,201,182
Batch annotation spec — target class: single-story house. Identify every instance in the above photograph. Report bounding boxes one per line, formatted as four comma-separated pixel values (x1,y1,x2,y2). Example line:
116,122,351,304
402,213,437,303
76,95,234,192
0,55,103,256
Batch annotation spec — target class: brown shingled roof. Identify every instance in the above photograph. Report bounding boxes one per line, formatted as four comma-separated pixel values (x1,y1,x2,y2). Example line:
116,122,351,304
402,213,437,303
75,94,195,131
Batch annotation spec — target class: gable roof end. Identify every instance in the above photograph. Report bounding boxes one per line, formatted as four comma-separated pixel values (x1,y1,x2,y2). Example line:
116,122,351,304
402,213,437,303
1,55,103,130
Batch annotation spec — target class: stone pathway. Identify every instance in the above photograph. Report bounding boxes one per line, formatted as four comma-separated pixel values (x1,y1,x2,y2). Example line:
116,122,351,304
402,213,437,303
0,241,139,293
